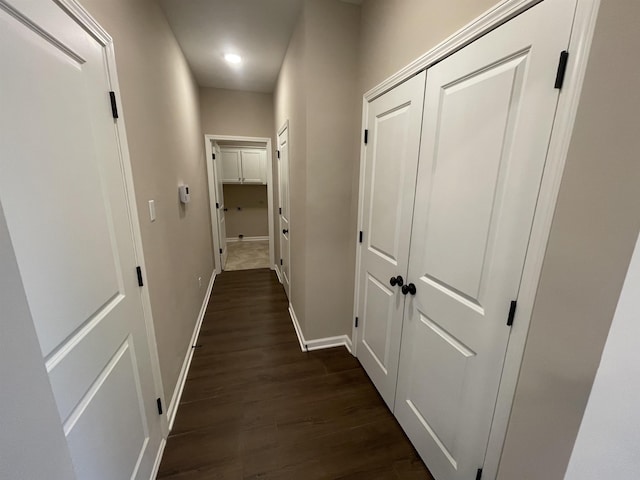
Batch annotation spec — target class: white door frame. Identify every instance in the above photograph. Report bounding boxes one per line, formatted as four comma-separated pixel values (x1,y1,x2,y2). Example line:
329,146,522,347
40,0,168,444
351,0,600,478
204,134,275,273
277,121,291,293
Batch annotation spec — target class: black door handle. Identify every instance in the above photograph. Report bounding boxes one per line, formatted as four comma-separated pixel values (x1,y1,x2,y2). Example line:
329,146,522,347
389,275,404,287
282,229,289,234
402,283,416,296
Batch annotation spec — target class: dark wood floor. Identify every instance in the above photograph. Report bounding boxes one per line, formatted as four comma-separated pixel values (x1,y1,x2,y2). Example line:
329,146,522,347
158,269,433,480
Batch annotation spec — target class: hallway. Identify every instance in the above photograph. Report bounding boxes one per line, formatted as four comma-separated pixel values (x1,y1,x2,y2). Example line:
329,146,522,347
157,269,432,479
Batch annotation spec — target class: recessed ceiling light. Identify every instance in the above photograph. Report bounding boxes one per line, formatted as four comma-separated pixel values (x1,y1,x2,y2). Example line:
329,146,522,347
224,53,242,64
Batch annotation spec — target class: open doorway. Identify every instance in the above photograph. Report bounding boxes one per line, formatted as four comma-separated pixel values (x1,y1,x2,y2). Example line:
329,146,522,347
204,135,275,273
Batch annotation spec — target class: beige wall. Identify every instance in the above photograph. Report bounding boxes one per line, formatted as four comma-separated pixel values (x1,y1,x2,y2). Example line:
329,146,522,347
274,0,360,339
275,12,308,332
222,185,269,238
498,1,640,478
359,0,498,92
82,0,214,403
200,88,274,138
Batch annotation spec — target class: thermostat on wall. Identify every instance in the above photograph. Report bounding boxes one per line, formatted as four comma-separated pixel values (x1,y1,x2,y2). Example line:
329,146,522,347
179,185,190,204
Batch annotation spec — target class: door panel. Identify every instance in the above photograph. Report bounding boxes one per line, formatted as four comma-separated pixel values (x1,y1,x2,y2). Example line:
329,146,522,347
394,1,576,479
241,149,264,184
221,149,241,183
357,72,426,409
214,144,228,268
0,2,162,478
278,127,291,298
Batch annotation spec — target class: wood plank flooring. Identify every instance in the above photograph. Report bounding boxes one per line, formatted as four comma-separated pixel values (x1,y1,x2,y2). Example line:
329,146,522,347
158,269,433,480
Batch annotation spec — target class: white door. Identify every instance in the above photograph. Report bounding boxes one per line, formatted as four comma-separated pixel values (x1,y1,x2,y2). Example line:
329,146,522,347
241,149,265,184
277,126,291,298
221,148,242,183
394,1,576,478
213,143,228,269
0,2,163,479
356,72,426,409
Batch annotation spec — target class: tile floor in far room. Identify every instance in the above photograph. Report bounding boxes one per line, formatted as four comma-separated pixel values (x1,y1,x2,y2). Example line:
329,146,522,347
225,240,270,271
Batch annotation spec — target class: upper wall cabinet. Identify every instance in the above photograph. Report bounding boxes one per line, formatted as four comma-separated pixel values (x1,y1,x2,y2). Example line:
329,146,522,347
220,147,267,184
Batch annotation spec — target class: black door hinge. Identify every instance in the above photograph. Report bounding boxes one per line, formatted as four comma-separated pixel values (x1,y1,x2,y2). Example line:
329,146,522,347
476,468,483,480
212,153,216,160
279,207,282,215
359,231,363,243
109,91,119,119
216,202,220,209
136,266,143,287
355,317,359,328
280,258,283,266
156,398,163,415
507,300,517,326
277,150,280,159
219,248,223,254
364,129,368,145
554,50,569,90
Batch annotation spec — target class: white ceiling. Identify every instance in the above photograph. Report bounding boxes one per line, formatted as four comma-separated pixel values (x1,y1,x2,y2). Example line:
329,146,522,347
159,0,305,93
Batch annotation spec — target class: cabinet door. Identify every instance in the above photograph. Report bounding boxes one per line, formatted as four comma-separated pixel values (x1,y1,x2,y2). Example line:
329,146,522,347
240,149,265,184
221,149,241,183
394,1,576,479
355,71,426,409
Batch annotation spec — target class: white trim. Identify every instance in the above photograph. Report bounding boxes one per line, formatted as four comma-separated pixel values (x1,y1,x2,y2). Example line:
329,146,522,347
166,272,215,431
351,0,601,478
274,264,283,283
306,335,353,352
288,303,306,352
149,437,166,480
287,303,353,353
204,134,275,274
276,121,291,299
226,236,269,243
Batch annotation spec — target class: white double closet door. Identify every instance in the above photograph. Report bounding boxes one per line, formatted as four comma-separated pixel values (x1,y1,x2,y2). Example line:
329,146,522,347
356,0,576,479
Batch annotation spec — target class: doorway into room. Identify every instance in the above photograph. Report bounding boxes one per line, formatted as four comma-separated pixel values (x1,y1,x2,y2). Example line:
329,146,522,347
204,135,275,274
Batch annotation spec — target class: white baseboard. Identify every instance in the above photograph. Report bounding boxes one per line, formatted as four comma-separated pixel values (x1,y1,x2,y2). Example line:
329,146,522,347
226,236,269,243
288,303,306,352
306,335,353,351
149,437,166,480
287,303,353,354
166,271,216,431
274,265,282,283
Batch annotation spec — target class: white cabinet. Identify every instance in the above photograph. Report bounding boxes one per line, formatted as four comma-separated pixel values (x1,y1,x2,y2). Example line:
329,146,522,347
220,147,267,184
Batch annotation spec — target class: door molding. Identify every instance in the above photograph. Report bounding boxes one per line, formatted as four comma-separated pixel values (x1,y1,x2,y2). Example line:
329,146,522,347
56,0,167,440
276,120,291,294
352,0,601,477
204,134,275,273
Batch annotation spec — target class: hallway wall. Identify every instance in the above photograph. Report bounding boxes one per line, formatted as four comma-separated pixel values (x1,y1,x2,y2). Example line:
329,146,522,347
274,0,360,340
81,0,214,404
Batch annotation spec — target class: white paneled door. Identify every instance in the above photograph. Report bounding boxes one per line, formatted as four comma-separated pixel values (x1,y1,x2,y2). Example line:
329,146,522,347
394,0,577,479
356,72,426,409
241,149,266,184
213,143,228,269
221,148,242,183
0,1,163,479
278,125,291,298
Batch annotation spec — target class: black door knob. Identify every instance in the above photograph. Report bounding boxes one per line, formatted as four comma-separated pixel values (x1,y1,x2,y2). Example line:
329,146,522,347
402,283,417,296
389,275,404,287
282,229,289,234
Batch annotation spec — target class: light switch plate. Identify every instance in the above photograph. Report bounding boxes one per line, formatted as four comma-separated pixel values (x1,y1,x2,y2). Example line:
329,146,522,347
148,200,156,222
